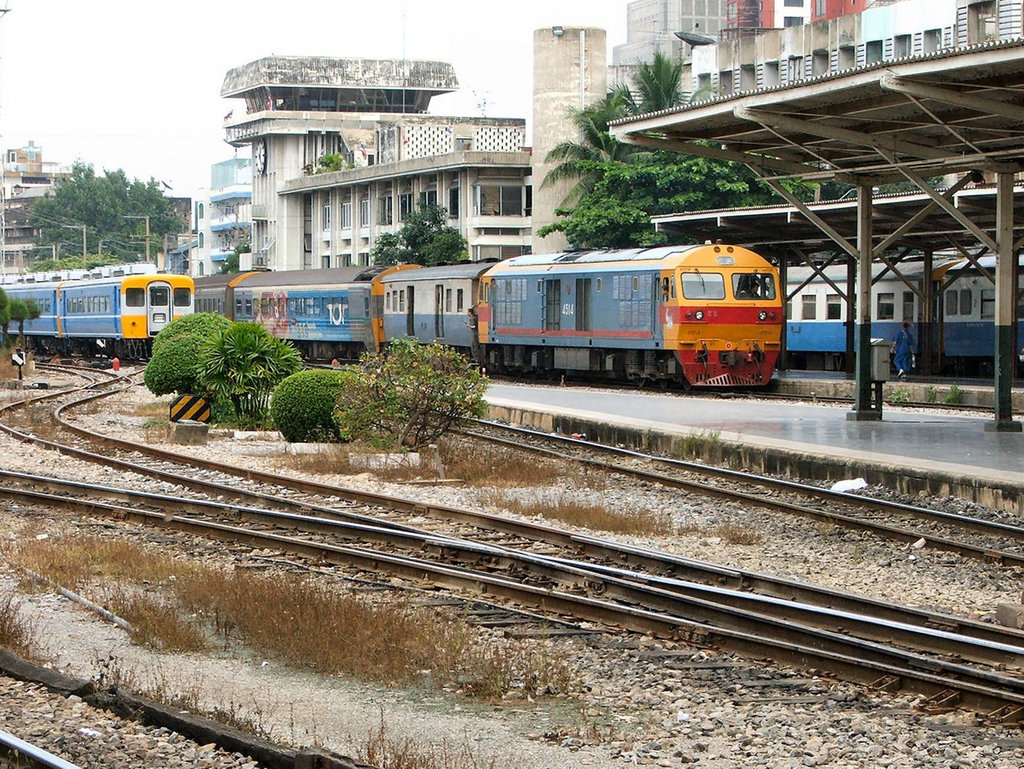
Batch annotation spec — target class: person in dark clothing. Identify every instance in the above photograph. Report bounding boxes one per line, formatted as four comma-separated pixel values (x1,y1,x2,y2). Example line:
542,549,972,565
891,321,915,379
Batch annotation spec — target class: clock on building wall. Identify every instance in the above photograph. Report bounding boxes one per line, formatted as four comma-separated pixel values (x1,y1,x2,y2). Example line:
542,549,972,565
253,139,267,175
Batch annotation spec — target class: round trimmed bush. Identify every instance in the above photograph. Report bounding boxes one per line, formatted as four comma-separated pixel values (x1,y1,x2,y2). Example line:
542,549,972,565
144,312,232,396
270,368,355,443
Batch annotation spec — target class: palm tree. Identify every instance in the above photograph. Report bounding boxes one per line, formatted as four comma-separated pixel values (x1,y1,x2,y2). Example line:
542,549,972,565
623,52,686,115
540,89,635,204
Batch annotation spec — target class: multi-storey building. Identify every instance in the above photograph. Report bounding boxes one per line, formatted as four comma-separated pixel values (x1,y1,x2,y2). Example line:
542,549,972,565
221,56,532,270
2,141,69,199
692,0,1012,98
613,0,729,67
191,158,253,277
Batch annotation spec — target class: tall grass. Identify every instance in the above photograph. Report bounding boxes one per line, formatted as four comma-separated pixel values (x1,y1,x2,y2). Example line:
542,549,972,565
5,536,577,699
0,592,39,659
477,489,665,535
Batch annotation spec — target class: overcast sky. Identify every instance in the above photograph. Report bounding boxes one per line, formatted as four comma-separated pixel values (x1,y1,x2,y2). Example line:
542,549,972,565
0,0,628,198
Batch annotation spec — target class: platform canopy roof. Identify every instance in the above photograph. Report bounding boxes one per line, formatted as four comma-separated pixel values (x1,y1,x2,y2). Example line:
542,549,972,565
650,184,1024,254
610,39,1024,187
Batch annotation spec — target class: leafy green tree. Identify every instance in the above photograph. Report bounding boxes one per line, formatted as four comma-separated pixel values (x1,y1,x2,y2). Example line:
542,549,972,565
270,368,356,442
371,205,466,266
539,152,809,249
622,53,685,115
337,339,488,450
219,251,241,274
199,322,302,425
8,299,40,347
144,313,233,397
30,161,181,261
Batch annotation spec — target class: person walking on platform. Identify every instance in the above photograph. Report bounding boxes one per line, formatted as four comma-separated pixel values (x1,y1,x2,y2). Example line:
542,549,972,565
891,321,915,379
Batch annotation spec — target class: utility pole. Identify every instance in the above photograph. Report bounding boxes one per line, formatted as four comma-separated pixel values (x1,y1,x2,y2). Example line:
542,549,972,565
124,215,151,263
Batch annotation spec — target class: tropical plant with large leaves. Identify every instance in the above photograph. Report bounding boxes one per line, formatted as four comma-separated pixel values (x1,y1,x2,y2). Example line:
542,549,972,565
622,53,686,116
198,322,302,426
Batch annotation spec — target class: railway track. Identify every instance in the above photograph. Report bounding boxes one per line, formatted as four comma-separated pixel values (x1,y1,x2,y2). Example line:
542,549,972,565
464,420,1024,566
0,730,81,769
4,374,1024,721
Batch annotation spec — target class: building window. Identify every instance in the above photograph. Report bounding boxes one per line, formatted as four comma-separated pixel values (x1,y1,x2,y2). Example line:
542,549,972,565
419,189,438,208
784,0,804,6
198,203,205,220
876,292,894,320
801,294,817,320
359,198,370,228
865,40,883,65
340,202,352,229
378,196,392,225
448,186,460,218
199,233,205,248
784,16,803,27
893,34,911,58
398,192,413,221
322,205,331,231
474,185,523,216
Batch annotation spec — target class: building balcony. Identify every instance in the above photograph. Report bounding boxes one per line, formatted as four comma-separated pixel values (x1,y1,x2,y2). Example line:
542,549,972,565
210,218,252,232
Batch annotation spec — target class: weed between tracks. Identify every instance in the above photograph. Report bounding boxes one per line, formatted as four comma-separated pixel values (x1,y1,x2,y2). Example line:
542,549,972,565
477,489,664,535
0,592,40,660
4,535,577,700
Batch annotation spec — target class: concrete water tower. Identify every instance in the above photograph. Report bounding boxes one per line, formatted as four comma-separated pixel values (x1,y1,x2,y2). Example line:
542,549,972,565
532,26,607,253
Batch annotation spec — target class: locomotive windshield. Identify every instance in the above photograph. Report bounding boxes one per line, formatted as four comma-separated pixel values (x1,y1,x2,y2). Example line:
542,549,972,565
732,272,777,301
680,271,725,300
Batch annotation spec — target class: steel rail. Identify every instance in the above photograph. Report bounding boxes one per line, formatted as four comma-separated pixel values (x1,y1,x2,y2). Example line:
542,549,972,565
0,730,81,769
5,482,1024,722
5,389,1024,652
465,421,1024,558
3,476,1024,671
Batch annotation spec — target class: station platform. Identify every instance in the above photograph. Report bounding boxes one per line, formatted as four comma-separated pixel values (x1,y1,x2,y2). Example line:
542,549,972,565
483,379,1024,516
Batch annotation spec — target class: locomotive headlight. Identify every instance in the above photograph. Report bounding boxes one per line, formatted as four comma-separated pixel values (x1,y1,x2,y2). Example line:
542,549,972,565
695,310,705,321
758,310,767,321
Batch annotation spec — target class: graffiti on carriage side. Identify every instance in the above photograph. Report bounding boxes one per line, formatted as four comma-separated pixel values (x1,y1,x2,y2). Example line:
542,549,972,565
326,301,349,326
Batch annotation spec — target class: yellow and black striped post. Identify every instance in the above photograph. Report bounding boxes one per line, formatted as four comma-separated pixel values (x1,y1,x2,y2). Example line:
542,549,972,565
169,394,211,423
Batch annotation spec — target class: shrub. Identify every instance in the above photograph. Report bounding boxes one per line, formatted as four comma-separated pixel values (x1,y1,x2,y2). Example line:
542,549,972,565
144,313,232,396
338,339,488,450
944,384,963,405
199,322,302,425
270,368,355,442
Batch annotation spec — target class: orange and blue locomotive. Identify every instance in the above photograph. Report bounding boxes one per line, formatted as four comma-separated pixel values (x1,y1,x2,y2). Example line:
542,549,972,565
382,244,782,388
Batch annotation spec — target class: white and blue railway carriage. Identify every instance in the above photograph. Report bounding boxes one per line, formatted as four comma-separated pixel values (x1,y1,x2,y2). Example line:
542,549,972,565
3,271,193,359
230,266,405,360
381,262,491,352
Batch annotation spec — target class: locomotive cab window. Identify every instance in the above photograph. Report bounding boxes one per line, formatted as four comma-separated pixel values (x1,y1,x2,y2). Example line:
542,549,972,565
125,288,145,307
680,272,725,300
732,272,776,300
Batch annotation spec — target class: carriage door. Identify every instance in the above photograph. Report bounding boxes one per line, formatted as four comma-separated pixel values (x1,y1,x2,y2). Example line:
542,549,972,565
543,279,561,331
406,285,416,336
147,281,172,335
434,284,444,338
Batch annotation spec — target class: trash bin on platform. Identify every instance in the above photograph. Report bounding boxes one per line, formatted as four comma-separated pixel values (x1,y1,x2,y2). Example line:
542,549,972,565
870,339,890,383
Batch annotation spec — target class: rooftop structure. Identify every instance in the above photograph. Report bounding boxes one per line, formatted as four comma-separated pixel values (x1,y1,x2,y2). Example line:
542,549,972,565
221,56,458,115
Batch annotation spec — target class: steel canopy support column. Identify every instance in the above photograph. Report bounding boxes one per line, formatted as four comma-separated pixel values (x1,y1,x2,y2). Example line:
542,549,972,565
987,173,1021,433
922,249,935,376
848,185,879,421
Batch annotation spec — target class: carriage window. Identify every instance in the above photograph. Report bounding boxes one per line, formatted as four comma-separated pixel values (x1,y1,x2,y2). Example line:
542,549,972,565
386,292,391,310
173,288,191,307
946,290,958,316
445,289,452,312
125,288,145,307
876,292,894,320
902,290,914,322
826,294,842,320
732,272,777,300
596,278,602,293
981,289,995,320
245,297,252,315
801,294,817,320
456,289,464,312
632,276,639,292
959,288,973,316
680,272,726,300
399,289,406,311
